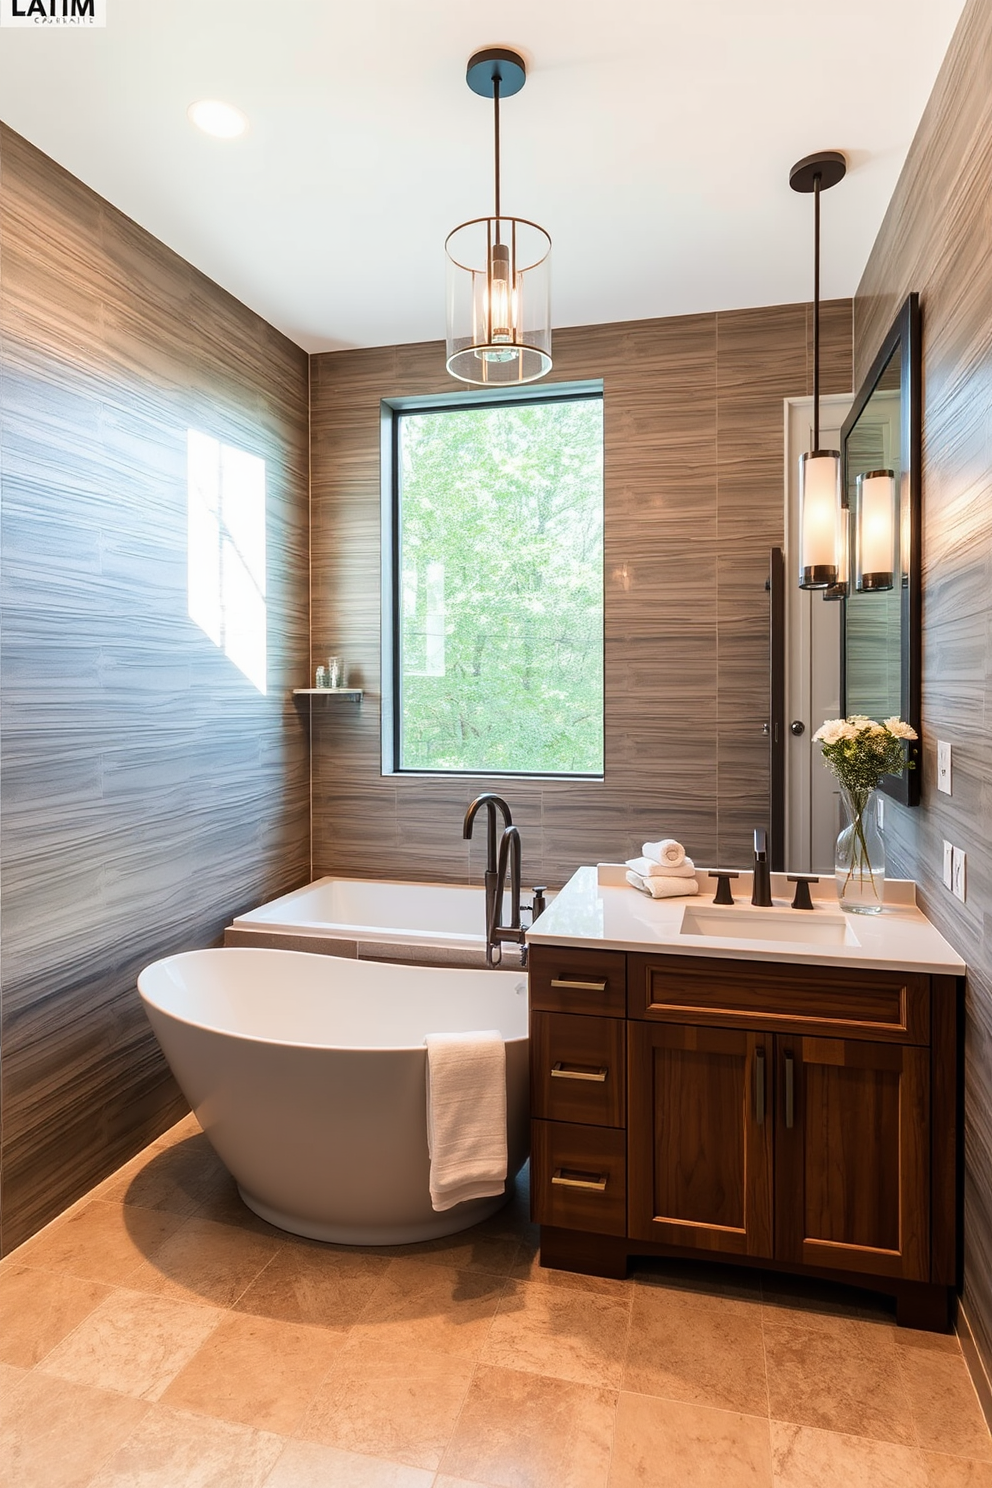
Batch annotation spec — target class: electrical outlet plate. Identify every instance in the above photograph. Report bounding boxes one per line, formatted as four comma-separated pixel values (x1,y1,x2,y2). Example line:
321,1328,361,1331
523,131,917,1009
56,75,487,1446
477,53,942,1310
937,740,952,795
952,846,967,903
943,840,954,890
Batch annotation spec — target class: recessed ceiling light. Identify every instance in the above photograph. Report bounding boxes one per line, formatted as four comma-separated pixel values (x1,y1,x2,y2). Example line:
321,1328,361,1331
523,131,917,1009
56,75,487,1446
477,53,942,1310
187,100,248,140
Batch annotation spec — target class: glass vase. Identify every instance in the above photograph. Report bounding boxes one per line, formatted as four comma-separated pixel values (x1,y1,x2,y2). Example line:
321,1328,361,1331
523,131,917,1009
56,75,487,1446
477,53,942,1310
835,787,885,913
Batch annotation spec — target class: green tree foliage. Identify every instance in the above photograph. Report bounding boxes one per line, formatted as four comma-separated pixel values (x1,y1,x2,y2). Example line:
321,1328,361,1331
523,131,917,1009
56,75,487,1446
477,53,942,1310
398,397,604,773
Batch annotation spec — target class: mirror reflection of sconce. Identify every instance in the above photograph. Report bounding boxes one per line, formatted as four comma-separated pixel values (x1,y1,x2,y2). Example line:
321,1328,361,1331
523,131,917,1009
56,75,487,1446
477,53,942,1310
855,469,896,592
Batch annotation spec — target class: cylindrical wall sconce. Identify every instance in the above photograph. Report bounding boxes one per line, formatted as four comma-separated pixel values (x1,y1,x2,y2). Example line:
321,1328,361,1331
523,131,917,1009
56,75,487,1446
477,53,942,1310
855,468,896,592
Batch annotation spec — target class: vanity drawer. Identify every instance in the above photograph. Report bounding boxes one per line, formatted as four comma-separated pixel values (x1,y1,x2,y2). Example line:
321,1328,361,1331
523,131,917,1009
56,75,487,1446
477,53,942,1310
628,954,930,1044
531,1119,626,1236
531,1012,626,1127
529,946,626,1016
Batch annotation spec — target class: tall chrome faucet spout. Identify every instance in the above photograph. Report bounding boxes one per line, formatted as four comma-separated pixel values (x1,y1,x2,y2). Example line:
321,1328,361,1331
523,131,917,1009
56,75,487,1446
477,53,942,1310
751,826,773,907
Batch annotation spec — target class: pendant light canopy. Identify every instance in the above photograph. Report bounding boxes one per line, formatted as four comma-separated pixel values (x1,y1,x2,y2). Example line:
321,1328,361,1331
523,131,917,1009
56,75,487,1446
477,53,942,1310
790,150,847,590
445,49,552,386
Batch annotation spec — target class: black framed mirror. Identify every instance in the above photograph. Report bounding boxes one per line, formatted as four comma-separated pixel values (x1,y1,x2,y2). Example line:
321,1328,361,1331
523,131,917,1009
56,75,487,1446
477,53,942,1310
839,293,921,805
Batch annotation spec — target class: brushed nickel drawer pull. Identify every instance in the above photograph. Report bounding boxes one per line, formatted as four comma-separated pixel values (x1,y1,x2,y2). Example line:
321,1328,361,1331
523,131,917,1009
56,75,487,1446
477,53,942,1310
551,1062,608,1082
754,1046,766,1125
552,1167,608,1192
550,977,608,992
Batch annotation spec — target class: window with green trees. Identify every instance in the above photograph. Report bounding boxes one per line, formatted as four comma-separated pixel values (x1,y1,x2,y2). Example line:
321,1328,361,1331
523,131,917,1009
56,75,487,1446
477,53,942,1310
389,390,604,775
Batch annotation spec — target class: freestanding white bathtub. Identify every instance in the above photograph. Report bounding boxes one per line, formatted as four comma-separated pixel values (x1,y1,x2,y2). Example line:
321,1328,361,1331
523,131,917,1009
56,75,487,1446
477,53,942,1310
138,947,529,1244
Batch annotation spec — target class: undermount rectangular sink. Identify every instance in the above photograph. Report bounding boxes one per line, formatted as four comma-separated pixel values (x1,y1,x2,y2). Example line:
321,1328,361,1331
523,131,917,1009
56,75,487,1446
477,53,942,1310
679,905,859,946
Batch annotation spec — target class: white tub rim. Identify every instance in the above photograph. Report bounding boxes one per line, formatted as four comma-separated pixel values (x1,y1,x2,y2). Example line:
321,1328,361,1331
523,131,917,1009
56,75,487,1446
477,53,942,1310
138,946,529,1055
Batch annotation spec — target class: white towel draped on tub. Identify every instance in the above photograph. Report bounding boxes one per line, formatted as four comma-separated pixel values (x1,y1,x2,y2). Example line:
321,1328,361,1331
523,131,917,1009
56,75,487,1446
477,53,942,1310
424,1031,507,1212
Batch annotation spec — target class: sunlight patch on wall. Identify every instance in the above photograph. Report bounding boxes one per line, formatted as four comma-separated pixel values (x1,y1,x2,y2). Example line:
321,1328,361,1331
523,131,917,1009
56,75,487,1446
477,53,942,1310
187,430,267,694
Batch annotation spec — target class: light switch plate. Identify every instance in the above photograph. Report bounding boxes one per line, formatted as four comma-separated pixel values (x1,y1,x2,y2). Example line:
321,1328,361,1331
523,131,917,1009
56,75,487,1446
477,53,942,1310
937,740,952,794
952,846,967,902
943,840,954,890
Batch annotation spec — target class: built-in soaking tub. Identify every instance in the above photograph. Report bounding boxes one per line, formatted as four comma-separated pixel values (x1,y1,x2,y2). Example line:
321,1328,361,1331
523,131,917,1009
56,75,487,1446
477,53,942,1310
225,876,529,967
138,947,529,1244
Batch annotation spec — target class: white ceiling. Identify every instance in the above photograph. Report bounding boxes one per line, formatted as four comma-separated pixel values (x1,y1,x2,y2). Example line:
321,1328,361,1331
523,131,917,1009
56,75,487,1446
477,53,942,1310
0,0,967,354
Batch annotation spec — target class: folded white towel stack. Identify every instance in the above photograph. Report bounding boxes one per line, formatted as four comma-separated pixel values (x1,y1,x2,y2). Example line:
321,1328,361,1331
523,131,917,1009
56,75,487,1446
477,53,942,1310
626,855,696,880
626,869,700,900
424,1031,507,1212
643,838,686,867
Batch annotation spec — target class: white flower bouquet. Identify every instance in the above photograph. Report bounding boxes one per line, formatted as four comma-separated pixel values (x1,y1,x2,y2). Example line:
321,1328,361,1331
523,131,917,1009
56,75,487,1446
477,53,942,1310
813,715,917,911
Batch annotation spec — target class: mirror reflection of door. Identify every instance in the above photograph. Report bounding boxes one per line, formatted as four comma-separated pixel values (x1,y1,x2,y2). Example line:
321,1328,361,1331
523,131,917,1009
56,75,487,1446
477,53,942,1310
785,394,852,874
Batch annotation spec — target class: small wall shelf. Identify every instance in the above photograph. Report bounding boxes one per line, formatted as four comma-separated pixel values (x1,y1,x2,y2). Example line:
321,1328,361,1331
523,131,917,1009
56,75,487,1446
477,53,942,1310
292,688,363,701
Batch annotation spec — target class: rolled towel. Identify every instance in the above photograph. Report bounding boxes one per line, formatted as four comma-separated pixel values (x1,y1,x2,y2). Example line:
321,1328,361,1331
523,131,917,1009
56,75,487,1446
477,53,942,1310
626,869,699,900
643,839,686,867
626,855,696,880
425,1031,507,1212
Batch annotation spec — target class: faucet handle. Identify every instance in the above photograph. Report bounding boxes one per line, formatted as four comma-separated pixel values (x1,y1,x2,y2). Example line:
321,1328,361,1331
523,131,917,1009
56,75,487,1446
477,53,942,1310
707,871,739,906
787,874,819,911
529,886,547,920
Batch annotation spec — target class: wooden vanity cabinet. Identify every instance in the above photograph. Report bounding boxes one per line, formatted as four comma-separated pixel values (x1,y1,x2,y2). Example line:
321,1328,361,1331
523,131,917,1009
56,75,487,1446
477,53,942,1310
528,943,961,1328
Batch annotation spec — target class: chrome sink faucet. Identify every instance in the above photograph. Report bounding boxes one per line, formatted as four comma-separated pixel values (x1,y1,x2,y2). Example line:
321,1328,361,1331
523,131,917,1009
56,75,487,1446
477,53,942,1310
463,794,513,968
751,827,773,907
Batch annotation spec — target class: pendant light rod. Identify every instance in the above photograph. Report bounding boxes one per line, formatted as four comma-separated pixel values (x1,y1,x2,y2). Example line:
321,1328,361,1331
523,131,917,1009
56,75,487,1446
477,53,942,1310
813,170,820,450
493,74,501,225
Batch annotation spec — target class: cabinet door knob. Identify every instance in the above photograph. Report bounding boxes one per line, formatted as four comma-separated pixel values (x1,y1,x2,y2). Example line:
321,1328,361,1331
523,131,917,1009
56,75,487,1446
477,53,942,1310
551,1168,608,1192
551,1062,608,1083
550,978,608,993
754,1046,766,1125
784,1051,795,1128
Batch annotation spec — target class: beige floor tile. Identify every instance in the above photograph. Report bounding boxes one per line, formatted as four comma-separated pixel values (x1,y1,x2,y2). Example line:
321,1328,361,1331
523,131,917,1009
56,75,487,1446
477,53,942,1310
189,1178,292,1237
510,1240,633,1299
481,1279,630,1389
38,1287,222,1401
770,1420,929,1487
435,1478,502,1488
122,1215,280,1307
160,1313,347,1434
634,1257,763,1304
262,1438,435,1487
298,1336,475,1470
922,1453,992,1486
899,1346,992,1459
441,1363,616,1488
763,1312,914,1444
9,1199,184,1285
149,1112,202,1148
98,1134,228,1217
87,1404,284,1488
235,1241,391,1328
0,1265,111,1367
387,1230,522,1278
625,1285,769,1415
351,1257,504,1357
610,1391,772,1488
0,1361,29,1417
0,1371,148,1488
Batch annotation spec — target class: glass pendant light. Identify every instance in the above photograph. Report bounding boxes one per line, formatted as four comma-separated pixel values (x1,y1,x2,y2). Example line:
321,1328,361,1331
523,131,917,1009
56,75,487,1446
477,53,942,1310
855,469,896,591
790,151,847,589
445,49,552,386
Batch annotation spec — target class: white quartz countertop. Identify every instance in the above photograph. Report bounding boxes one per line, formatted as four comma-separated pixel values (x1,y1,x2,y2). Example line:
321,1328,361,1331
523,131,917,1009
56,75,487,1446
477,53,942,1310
526,865,966,975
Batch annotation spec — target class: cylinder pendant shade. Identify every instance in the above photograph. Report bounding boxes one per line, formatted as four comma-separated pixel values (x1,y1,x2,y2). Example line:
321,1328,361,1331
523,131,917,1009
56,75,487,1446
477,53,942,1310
445,216,552,385
822,500,852,600
798,450,842,588
856,469,896,592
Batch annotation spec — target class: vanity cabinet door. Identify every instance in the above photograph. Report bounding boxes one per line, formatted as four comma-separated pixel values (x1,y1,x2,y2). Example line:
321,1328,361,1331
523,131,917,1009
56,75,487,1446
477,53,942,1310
775,1035,930,1281
627,1022,773,1257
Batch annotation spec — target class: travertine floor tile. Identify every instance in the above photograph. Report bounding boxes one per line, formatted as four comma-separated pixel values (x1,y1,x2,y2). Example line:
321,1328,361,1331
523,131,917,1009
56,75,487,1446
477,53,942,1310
0,1360,28,1418
98,1134,228,1217
610,1392,772,1488
441,1363,616,1488
510,1241,632,1298
88,1404,284,1488
0,1371,148,1488
481,1278,630,1389
189,1178,291,1237
922,1453,992,1486
234,1242,390,1328
161,1312,346,1434
122,1215,280,1308
262,1438,435,1487
763,1313,914,1444
387,1230,521,1278
38,1287,221,1401
770,1420,928,1487
0,1265,110,1367
9,1199,184,1285
625,1285,769,1415
351,1258,504,1358
899,1347,992,1460
298,1336,474,1470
